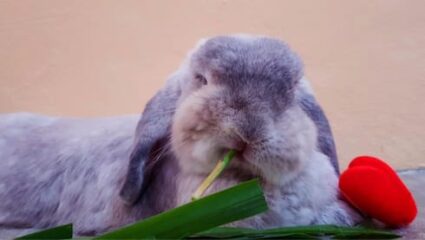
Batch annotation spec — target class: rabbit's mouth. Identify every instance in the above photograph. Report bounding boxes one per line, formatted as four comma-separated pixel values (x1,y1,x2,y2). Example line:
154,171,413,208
217,135,247,152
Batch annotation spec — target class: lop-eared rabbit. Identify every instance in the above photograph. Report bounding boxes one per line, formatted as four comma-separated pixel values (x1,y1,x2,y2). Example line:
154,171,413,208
0,35,360,238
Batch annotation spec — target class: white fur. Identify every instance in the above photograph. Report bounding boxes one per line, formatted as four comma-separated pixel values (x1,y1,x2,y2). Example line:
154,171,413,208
256,151,359,227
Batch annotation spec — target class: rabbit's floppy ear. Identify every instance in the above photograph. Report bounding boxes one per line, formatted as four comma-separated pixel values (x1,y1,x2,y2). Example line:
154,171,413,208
120,75,182,205
296,79,339,174
120,38,208,205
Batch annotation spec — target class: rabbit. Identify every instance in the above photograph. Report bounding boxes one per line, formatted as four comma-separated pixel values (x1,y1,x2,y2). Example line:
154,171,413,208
0,35,361,238
120,34,362,228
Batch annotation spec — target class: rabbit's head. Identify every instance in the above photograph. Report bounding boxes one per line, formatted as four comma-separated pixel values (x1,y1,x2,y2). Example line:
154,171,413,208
121,35,320,204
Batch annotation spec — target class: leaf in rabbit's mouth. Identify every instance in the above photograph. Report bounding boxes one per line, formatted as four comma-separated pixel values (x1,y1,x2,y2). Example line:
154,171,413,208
192,149,236,200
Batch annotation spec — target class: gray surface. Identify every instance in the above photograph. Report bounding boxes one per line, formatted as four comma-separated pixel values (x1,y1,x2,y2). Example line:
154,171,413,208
396,169,425,239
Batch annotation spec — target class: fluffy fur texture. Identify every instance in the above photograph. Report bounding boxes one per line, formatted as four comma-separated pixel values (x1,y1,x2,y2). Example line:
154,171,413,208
0,114,140,237
0,35,360,238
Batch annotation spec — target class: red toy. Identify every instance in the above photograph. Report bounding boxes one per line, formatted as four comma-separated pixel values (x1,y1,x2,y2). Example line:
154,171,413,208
339,156,417,227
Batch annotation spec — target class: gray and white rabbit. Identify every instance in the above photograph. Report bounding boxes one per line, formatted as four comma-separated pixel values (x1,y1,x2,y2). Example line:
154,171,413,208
0,35,361,238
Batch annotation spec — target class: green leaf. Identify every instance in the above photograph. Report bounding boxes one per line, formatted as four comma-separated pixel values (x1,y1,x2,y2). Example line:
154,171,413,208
190,225,400,239
95,179,268,239
15,224,73,240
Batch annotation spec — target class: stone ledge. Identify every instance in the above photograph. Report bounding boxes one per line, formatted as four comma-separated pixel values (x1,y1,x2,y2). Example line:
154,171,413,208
396,169,425,239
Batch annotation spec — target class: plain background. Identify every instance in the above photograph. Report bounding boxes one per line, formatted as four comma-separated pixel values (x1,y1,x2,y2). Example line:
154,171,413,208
0,0,424,169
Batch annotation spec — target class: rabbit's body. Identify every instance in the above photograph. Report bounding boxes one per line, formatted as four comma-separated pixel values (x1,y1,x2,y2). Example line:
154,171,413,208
0,35,361,238
0,113,141,236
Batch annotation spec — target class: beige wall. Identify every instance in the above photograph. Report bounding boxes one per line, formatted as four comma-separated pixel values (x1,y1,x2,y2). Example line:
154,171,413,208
0,0,424,169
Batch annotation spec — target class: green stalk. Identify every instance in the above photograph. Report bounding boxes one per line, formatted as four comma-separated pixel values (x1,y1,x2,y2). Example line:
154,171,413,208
192,149,236,200
191,225,400,239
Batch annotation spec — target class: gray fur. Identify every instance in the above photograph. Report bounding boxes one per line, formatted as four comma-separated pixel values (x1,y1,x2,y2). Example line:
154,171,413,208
0,113,178,236
0,113,136,235
0,35,358,238
190,36,302,117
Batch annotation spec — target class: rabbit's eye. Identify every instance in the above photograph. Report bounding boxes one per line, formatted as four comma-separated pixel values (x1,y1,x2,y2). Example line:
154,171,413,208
195,74,208,86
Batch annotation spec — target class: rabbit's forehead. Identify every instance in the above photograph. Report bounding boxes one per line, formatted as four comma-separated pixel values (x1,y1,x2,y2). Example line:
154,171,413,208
191,36,302,89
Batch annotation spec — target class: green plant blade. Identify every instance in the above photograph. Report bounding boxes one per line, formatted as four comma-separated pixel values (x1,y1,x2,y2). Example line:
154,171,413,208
15,224,73,240
190,225,400,239
95,179,268,239
189,226,255,238
258,225,400,239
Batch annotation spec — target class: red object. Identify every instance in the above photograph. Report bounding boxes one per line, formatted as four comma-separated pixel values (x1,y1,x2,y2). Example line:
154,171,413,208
339,156,417,227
